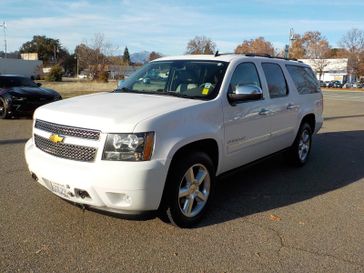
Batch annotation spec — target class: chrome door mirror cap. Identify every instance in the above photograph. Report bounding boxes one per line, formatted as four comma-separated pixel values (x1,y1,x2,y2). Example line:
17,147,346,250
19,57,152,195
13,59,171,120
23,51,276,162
228,84,263,104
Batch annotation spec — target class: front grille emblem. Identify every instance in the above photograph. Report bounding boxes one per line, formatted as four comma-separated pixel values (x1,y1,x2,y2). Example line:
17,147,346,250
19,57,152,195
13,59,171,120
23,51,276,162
49,134,64,144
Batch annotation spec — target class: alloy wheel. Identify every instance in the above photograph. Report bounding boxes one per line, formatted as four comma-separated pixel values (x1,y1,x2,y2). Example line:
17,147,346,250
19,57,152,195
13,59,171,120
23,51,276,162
178,164,210,218
298,129,311,162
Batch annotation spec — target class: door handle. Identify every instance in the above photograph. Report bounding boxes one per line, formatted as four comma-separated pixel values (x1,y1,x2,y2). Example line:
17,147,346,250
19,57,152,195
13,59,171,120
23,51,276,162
287,103,299,110
259,108,271,115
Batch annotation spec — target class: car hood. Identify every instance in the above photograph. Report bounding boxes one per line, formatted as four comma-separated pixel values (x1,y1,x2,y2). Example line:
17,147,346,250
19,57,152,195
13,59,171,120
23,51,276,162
34,92,204,132
9,86,58,98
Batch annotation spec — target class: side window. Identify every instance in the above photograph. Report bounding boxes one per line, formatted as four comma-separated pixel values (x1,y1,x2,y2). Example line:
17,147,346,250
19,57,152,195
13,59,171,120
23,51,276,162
229,62,261,92
286,65,320,94
262,63,288,98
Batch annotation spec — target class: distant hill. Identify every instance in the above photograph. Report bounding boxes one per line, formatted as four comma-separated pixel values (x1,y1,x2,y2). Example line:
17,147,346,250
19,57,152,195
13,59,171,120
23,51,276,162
130,51,150,64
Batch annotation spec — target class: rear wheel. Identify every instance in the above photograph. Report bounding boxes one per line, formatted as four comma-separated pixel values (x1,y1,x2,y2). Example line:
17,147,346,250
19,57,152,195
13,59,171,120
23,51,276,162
0,97,10,119
289,123,312,166
164,152,215,228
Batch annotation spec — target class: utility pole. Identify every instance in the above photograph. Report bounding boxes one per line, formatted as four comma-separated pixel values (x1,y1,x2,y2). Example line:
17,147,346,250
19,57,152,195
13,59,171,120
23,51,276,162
0,21,7,58
285,28,296,59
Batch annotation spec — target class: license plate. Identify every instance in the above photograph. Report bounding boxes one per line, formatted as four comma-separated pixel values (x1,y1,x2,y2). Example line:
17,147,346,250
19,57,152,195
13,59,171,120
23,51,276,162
43,178,69,198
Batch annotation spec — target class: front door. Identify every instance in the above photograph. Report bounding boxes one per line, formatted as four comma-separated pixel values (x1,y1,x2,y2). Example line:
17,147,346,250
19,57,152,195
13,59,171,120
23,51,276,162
222,62,273,171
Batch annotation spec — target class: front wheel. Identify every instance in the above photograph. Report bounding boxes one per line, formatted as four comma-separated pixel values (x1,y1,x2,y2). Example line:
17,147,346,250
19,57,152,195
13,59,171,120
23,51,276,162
164,152,215,228
289,123,312,166
0,97,10,119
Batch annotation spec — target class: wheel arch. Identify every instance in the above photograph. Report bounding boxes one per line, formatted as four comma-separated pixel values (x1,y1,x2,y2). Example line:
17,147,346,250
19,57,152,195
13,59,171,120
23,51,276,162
168,138,219,173
158,138,219,212
300,113,316,132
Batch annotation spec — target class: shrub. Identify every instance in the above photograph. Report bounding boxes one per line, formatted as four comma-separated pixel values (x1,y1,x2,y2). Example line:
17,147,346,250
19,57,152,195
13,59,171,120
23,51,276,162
96,71,109,82
46,65,63,82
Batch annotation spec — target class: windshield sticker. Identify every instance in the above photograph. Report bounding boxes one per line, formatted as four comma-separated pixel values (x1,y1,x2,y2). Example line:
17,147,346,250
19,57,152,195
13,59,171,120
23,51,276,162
202,83,211,95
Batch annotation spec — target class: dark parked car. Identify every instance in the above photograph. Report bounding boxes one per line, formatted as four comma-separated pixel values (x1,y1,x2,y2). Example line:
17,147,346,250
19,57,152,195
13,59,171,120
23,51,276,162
0,75,61,119
327,80,343,88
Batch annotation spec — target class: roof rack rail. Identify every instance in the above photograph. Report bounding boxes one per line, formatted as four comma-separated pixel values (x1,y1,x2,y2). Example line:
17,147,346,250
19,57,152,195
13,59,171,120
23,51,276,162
214,51,300,62
214,51,235,57
245,53,272,58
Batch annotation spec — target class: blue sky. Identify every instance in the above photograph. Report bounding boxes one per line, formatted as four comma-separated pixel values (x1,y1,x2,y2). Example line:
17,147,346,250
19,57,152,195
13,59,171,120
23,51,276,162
1,0,364,55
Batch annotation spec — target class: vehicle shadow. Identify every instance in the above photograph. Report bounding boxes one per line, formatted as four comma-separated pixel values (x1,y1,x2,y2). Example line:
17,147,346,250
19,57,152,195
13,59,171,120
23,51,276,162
324,114,364,121
200,130,364,227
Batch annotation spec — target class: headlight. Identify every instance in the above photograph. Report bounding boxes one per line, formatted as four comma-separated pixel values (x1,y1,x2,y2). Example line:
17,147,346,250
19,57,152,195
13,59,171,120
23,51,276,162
102,132,154,161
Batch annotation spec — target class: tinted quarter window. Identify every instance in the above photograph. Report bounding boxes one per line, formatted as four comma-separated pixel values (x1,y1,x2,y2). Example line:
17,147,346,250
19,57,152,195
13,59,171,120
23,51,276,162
262,63,288,98
286,65,320,94
229,62,261,92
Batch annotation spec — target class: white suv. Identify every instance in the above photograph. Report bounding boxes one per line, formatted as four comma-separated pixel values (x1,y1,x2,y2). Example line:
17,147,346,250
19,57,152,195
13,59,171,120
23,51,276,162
25,54,323,227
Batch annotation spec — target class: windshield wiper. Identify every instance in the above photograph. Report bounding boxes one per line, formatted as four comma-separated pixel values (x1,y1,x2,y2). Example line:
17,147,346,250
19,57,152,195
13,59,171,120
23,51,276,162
114,87,152,95
163,91,201,100
114,88,202,100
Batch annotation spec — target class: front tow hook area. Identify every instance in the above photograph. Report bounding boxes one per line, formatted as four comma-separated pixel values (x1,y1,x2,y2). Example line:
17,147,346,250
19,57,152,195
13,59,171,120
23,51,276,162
31,172,38,182
75,189,91,199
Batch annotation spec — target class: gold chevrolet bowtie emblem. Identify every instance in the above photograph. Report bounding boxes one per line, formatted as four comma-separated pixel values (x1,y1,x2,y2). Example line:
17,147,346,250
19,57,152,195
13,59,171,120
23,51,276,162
49,134,64,144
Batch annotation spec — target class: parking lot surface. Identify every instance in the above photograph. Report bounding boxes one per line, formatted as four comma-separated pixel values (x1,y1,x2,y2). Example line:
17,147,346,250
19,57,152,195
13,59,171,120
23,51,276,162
1,91,363,273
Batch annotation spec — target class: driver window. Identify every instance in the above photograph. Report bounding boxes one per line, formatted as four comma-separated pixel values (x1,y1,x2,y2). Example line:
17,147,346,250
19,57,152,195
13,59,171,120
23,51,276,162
229,63,261,92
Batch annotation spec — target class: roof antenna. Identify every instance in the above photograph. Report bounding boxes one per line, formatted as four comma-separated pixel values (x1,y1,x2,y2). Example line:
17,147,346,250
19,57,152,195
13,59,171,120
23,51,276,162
214,50,219,57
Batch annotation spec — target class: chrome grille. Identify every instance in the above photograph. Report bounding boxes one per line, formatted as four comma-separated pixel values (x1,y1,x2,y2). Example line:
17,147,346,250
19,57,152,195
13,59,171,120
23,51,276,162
34,134,97,162
35,119,100,140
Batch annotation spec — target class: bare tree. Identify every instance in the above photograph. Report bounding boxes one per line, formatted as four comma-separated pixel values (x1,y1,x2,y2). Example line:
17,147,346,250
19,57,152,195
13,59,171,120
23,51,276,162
235,37,275,55
340,28,364,77
340,28,364,54
75,33,115,80
186,36,216,55
312,59,330,80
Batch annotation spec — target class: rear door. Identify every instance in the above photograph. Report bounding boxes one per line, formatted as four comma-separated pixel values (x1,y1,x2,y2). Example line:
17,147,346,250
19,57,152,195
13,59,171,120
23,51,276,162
261,62,299,151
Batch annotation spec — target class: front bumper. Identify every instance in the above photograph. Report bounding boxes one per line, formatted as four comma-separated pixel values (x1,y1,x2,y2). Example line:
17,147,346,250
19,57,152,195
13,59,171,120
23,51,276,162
25,139,169,213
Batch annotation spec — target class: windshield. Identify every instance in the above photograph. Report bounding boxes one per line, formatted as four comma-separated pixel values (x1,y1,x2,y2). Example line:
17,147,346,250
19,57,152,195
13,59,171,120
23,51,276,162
115,60,228,100
0,76,38,88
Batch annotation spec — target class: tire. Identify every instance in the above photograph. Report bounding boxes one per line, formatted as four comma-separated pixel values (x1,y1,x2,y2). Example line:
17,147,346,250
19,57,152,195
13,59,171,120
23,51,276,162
163,152,215,228
289,122,312,166
0,97,10,119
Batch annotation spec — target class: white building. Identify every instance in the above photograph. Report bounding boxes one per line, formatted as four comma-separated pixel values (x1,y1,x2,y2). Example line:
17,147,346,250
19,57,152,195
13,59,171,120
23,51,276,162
299,58,349,83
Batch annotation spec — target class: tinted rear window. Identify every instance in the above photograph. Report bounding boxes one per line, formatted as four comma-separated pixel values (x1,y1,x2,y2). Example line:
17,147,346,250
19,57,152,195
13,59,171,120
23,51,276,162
286,65,320,94
261,63,288,98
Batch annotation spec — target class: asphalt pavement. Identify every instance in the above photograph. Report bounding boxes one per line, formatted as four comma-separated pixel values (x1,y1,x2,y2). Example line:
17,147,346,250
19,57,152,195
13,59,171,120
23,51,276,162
0,92,363,273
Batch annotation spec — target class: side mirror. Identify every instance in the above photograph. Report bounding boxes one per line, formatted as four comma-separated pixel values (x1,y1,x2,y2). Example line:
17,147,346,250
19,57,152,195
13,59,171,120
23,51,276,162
228,84,263,104
36,82,42,87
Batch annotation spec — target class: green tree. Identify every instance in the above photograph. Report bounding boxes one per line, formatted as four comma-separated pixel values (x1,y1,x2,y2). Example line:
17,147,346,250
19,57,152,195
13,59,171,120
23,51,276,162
122,47,131,65
62,53,77,76
46,65,63,82
19,35,68,66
